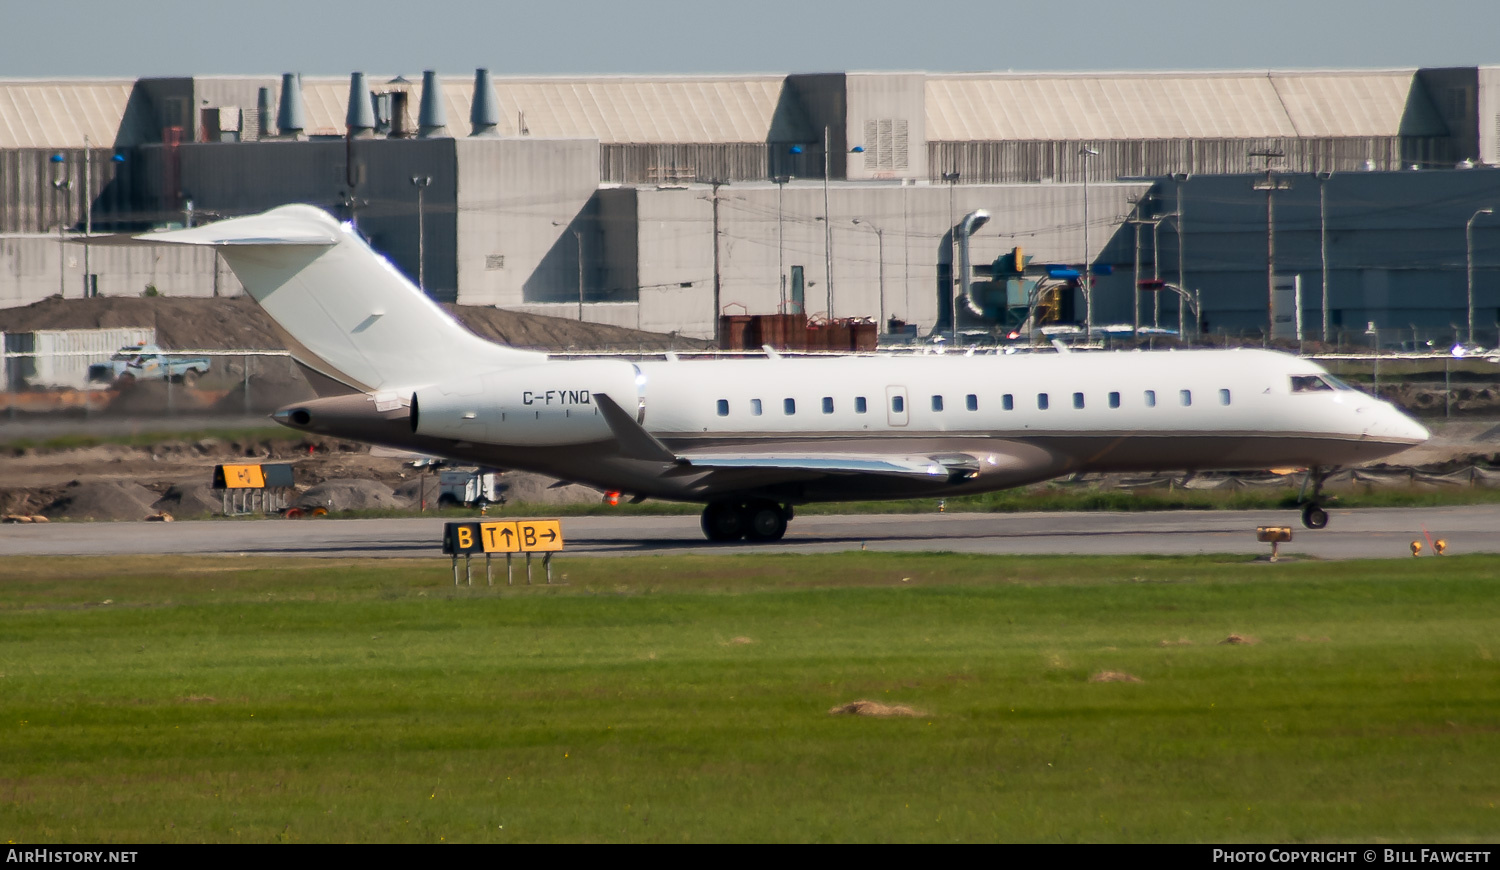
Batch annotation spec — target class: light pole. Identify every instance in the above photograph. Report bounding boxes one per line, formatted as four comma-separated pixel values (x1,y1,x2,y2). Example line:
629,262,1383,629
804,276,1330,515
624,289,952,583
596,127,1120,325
774,175,790,312
49,153,71,299
410,175,431,291
851,218,885,329
822,126,834,319
942,170,960,341
1080,146,1099,342
1171,173,1189,338
1466,207,1494,344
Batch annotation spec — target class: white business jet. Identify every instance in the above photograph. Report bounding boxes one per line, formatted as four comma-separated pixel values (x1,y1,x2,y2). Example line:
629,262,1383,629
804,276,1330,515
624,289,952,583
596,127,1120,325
134,205,1428,541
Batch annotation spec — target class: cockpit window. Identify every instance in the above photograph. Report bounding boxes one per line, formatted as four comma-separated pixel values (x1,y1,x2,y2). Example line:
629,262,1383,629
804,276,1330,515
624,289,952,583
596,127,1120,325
1291,375,1336,393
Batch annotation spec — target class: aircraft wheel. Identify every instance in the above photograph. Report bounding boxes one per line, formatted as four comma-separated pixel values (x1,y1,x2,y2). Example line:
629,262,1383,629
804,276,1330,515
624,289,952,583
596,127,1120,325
1301,503,1329,530
701,501,746,542
743,500,788,542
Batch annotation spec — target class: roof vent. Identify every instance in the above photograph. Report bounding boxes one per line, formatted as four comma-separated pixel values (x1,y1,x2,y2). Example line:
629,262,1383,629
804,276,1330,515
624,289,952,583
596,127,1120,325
347,72,375,138
276,73,306,139
470,68,500,137
418,70,450,139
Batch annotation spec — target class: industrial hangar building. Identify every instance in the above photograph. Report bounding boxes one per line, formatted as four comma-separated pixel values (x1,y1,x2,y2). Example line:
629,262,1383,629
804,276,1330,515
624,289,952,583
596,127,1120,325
2,66,1499,343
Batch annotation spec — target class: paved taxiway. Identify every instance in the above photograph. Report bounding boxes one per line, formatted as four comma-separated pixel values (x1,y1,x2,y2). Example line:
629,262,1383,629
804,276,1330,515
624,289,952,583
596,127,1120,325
3,505,1497,560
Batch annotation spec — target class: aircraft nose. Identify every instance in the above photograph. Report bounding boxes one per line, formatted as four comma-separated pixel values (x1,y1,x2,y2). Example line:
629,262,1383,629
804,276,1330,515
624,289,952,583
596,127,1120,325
1364,403,1429,445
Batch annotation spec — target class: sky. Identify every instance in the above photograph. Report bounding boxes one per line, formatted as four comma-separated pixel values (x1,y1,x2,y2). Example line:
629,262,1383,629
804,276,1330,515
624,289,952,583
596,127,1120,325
2,0,1498,78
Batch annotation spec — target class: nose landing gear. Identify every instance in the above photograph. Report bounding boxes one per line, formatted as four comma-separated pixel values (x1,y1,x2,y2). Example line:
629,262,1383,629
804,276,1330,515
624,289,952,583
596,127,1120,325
1298,466,1335,530
700,499,792,542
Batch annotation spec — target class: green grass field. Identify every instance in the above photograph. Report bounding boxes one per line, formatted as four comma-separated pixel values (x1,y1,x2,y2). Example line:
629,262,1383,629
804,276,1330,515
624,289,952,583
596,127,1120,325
3,553,1499,843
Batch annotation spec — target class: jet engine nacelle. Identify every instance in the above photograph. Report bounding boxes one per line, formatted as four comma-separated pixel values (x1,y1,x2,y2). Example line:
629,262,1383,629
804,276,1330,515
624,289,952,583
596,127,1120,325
410,359,641,446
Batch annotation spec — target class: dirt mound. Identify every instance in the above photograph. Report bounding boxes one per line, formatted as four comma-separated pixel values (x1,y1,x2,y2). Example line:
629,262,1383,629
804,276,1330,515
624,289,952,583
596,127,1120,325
0,296,713,353
1220,634,1260,645
151,481,223,518
44,480,162,521
297,478,403,512
0,296,284,349
499,472,602,505
449,305,713,352
828,700,926,718
210,372,316,414
1088,670,1144,683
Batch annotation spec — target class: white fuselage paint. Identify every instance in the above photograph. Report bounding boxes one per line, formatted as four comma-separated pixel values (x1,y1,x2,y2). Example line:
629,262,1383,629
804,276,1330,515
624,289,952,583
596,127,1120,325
634,349,1425,463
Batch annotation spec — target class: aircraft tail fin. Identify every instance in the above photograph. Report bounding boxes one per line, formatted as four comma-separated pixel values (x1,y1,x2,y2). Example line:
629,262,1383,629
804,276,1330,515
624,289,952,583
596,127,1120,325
136,205,544,393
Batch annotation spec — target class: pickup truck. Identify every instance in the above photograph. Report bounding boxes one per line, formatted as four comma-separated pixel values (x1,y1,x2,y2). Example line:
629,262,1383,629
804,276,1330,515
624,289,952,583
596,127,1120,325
88,344,211,387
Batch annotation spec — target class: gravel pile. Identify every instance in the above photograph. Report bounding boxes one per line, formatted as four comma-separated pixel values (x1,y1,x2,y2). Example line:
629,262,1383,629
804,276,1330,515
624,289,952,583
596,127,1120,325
44,480,162,521
297,478,403,511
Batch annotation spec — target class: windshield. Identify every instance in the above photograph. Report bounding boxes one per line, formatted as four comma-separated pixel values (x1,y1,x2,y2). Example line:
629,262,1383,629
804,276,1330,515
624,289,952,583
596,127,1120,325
110,353,140,362
1291,374,1352,393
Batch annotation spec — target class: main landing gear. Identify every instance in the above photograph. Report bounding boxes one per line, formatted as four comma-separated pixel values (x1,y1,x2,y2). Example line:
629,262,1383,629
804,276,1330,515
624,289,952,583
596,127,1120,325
700,499,794,543
1298,466,1335,530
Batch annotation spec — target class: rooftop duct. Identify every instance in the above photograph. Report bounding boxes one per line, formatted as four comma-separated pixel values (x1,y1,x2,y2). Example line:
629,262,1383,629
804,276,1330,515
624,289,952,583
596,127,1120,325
346,72,375,138
958,209,990,317
276,73,306,139
470,68,500,137
417,70,450,138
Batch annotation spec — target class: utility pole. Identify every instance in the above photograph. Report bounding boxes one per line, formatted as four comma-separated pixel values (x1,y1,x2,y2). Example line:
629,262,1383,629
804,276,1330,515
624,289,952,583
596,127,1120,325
711,179,727,341
852,219,885,329
1318,172,1333,342
1251,152,1290,340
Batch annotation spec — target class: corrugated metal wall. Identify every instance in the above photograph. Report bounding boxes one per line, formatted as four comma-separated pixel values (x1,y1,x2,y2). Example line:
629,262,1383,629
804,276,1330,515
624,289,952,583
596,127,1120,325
600,144,823,184
929,137,1459,183
0,148,137,234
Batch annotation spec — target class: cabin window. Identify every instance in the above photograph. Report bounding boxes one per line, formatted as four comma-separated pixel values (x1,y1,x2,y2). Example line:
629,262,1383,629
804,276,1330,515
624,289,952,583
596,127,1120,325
892,395,905,413
932,395,945,412
750,399,763,416
1219,388,1231,405
822,397,834,414
783,398,796,415
1108,391,1121,408
1291,375,1336,392
966,394,978,411
1038,393,1050,410
855,396,868,414
1002,394,1014,411
1144,390,1156,407
1180,389,1192,407
716,399,728,417
1072,392,1085,409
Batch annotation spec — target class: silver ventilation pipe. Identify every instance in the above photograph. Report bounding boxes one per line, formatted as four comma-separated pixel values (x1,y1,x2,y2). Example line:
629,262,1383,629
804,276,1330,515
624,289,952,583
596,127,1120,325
958,209,990,317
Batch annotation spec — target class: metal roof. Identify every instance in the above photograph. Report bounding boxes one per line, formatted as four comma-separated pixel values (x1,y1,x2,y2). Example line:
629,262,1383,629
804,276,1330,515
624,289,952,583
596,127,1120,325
925,71,1447,141
300,75,802,143
0,80,148,149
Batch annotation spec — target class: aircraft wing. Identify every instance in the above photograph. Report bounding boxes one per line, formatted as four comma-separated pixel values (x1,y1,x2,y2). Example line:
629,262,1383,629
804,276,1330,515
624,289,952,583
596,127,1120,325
592,392,981,483
674,453,979,482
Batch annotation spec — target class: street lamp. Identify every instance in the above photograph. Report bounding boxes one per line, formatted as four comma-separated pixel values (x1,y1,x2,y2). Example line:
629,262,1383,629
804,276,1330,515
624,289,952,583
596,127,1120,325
851,218,885,329
410,175,431,291
1466,207,1493,344
552,220,585,321
1317,172,1334,342
49,154,71,299
773,174,790,312
1079,146,1099,342
942,170,960,341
